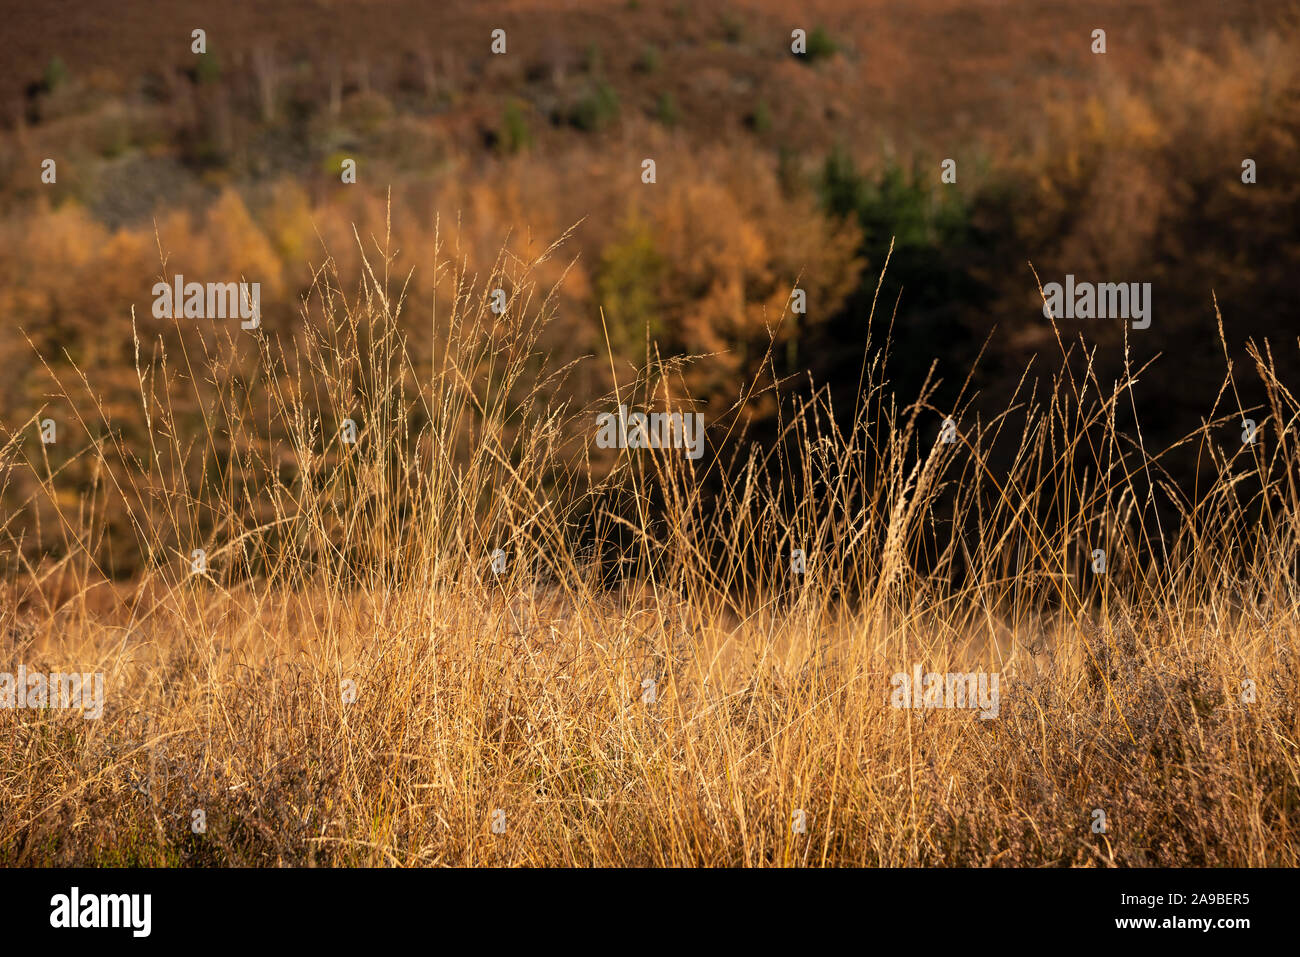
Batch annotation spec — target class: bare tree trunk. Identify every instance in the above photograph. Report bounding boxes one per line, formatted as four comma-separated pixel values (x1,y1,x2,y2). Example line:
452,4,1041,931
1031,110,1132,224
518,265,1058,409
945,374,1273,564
329,55,342,117
252,44,277,122
420,43,437,99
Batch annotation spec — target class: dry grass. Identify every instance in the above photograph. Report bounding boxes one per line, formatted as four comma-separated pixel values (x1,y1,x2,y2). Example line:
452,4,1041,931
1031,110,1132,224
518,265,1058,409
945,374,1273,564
1,223,1297,866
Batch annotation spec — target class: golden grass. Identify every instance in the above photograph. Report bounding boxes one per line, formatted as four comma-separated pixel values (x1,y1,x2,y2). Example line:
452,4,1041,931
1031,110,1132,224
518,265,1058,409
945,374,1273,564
1,223,1297,866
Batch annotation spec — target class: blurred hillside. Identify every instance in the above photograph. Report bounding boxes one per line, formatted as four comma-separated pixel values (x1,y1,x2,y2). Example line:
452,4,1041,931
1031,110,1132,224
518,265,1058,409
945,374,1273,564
1,0,1298,573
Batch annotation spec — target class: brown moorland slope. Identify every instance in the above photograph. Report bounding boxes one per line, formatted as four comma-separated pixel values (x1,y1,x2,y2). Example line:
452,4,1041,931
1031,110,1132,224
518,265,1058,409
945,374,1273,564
3,0,1286,156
